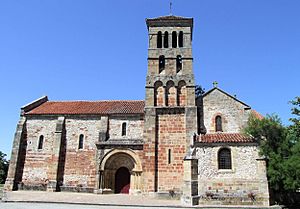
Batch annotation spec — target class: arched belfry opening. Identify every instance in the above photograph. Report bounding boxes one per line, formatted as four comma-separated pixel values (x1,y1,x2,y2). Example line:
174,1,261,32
98,149,142,195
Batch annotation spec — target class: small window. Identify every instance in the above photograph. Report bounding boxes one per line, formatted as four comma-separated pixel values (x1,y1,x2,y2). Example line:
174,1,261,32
215,116,222,132
78,134,84,149
176,55,182,72
164,31,169,48
38,135,44,150
168,149,171,164
172,31,177,48
179,31,183,47
159,55,165,73
157,31,162,48
122,122,127,136
218,148,232,169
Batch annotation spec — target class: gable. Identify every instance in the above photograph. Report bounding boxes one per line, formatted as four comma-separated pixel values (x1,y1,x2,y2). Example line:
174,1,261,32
202,87,250,109
202,87,252,133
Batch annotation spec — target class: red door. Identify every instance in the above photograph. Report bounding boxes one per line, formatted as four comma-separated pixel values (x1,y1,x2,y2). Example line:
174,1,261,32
115,167,130,194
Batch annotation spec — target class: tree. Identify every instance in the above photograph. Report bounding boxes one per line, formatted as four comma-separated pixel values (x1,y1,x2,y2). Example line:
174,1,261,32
0,151,9,184
195,85,205,99
244,114,288,191
244,96,300,192
283,97,300,191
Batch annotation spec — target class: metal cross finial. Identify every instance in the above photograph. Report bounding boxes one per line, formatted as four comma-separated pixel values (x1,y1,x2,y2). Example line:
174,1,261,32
213,81,218,88
170,0,173,15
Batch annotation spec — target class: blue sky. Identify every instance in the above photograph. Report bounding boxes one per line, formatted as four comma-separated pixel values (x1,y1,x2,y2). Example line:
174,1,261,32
1,0,300,158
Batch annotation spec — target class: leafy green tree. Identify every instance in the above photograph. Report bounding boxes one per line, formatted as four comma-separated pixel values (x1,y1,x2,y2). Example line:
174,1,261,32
283,97,300,191
244,114,287,191
195,85,205,99
244,97,300,192
0,151,9,184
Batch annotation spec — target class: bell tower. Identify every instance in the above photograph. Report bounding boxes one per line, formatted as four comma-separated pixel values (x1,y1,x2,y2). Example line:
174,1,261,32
143,16,197,194
145,16,195,107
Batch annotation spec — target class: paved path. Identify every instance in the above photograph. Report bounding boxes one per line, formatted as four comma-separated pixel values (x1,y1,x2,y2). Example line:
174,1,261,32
0,202,188,209
2,191,183,207
1,191,281,209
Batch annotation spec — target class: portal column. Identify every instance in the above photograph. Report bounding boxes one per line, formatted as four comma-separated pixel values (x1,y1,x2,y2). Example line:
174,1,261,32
130,170,142,195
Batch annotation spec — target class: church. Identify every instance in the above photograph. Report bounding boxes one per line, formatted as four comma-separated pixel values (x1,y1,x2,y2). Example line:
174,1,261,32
5,15,270,206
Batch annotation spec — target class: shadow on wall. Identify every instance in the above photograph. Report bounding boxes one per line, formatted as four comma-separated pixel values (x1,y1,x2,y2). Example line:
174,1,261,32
270,189,300,209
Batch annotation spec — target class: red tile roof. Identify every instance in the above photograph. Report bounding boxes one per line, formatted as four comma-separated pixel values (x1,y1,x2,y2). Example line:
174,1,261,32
197,133,255,143
251,110,264,120
26,101,145,115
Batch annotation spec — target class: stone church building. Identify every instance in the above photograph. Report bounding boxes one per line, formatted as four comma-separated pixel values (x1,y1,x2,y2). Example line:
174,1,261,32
5,15,269,206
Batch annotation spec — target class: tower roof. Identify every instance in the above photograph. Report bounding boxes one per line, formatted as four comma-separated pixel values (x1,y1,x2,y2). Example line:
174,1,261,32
146,15,193,31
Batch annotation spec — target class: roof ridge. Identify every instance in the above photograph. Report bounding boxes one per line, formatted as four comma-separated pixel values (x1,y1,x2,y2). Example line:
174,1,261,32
47,100,145,102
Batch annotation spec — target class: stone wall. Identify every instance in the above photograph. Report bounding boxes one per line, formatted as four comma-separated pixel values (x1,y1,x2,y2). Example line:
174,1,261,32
203,89,251,133
156,112,186,192
62,116,103,189
21,117,57,187
196,145,269,205
19,114,144,192
109,115,144,139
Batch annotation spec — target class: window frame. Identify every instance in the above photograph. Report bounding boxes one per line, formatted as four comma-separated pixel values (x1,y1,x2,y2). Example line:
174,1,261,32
38,135,44,150
121,122,127,136
215,115,223,132
157,31,162,48
178,31,184,47
218,148,232,170
158,55,165,73
172,31,177,48
78,134,84,150
176,55,182,73
164,31,169,48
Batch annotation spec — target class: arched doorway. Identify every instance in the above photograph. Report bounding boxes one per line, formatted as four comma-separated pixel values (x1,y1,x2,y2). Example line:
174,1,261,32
98,149,143,195
115,167,130,194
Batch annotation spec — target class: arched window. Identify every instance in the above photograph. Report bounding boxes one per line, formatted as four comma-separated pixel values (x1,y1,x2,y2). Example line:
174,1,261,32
38,135,44,150
215,116,223,132
122,122,127,136
179,31,183,47
164,31,169,48
176,55,182,72
177,80,186,106
157,31,162,48
78,134,84,149
154,81,164,106
172,31,177,48
166,80,176,106
218,148,232,169
159,55,165,73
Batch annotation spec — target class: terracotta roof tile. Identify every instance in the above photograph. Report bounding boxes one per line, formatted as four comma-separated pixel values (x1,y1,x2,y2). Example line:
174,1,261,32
251,110,264,120
26,100,145,115
197,133,255,143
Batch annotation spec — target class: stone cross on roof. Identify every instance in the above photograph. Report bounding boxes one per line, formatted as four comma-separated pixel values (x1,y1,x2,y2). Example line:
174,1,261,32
213,81,218,88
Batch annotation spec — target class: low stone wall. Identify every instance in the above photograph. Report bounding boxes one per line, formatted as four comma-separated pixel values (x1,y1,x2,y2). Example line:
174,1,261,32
18,183,47,191
198,179,269,205
60,185,94,193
